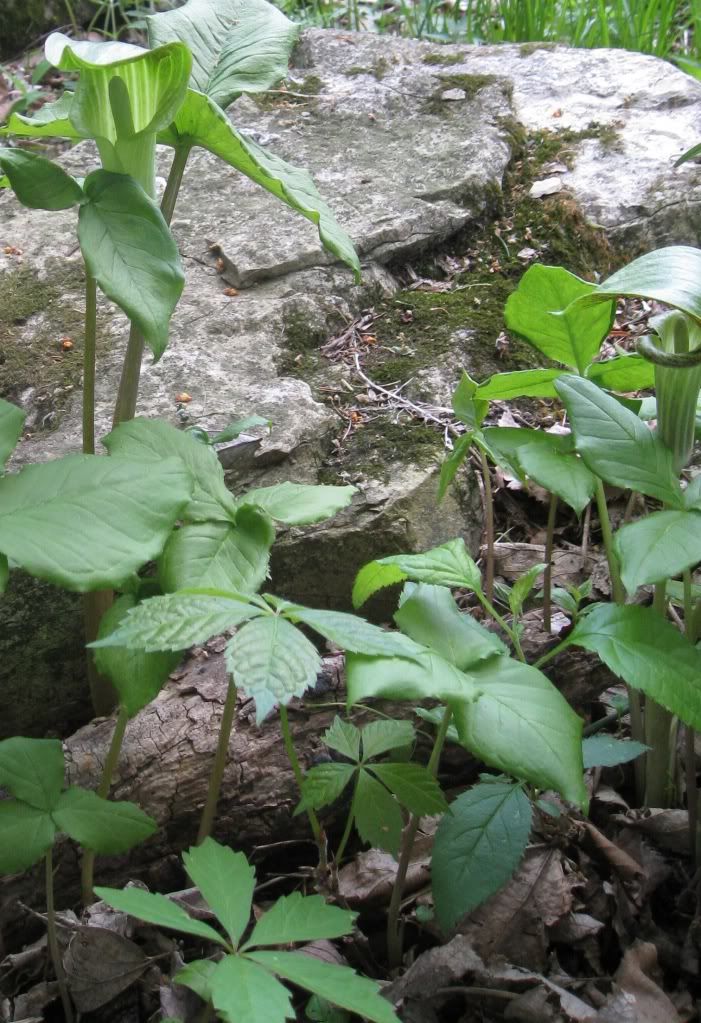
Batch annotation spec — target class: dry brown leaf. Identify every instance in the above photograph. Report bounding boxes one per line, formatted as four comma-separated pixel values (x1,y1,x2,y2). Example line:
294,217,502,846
581,821,644,882
618,809,691,856
596,943,680,1023
63,926,147,1013
337,834,432,907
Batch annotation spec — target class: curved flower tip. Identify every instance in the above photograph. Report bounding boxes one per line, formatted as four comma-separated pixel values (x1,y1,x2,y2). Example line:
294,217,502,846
45,32,147,71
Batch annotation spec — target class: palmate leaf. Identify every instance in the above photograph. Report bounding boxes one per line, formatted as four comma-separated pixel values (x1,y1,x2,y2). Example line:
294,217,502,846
92,591,263,653
226,616,321,722
148,0,299,108
614,509,701,593
158,508,274,594
240,482,356,525
0,93,81,140
0,398,24,469
573,246,701,323
369,762,448,816
95,885,228,946
586,353,655,391
78,171,184,360
476,368,563,400
394,583,505,670
0,454,190,591
323,716,361,760
517,440,596,516
0,149,83,210
104,417,239,523
431,781,532,931
279,604,426,659
210,956,294,1023
248,951,400,1023
451,656,587,807
0,737,64,810
353,771,404,856
52,788,157,853
295,762,355,813
346,650,476,706
353,538,481,608
44,33,191,143
505,263,615,373
244,892,355,949
582,735,648,769
159,88,360,279
555,375,683,506
173,960,216,1002
566,603,701,731
183,839,255,949
92,593,182,717
360,719,415,760
0,801,56,873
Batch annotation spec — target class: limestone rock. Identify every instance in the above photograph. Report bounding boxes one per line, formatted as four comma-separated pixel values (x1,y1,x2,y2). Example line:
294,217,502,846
2,30,701,735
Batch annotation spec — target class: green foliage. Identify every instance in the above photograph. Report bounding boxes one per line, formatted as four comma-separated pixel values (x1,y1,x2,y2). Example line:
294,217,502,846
352,537,482,608
297,717,447,857
0,737,156,874
614,510,701,593
432,779,532,931
581,736,649,769
96,839,400,1023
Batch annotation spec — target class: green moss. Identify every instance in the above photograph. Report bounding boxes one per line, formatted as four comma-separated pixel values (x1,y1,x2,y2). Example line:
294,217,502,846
519,42,557,57
343,58,391,80
423,72,511,115
255,73,323,109
0,261,89,431
422,51,464,66
277,310,327,377
326,419,443,483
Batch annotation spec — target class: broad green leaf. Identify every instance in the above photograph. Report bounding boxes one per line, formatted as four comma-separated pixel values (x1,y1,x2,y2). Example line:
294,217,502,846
104,417,239,522
148,0,299,108
582,735,649,769
210,955,293,1023
92,594,182,717
0,801,56,873
52,788,157,852
395,583,505,669
431,781,531,931
0,398,24,469
480,426,566,476
226,616,321,722
370,762,448,816
279,604,425,659
0,737,64,810
586,353,655,391
45,33,191,143
305,995,350,1023
555,375,683,506
158,509,274,594
451,371,487,428
614,510,701,593
0,149,83,210
173,959,216,1002
78,171,184,360
352,770,403,855
476,368,562,400
505,264,614,373
210,415,271,444
361,719,416,760
183,839,254,948
517,442,596,515
0,93,81,140
509,563,547,618
248,951,400,1023
575,246,701,323
160,88,360,279
346,651,476,705
353,538,481,609
94,885,228,946
438,433,472,502
295,762,355,813
451,657,587,807
323,717,361,760
241,482,356,525
92,591,262,652
244,892,354,950
567,602,701,731
0,454,190,591
0,555,8,593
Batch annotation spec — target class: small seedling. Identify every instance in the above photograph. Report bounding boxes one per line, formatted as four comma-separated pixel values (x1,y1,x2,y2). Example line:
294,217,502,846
96,838,399,1023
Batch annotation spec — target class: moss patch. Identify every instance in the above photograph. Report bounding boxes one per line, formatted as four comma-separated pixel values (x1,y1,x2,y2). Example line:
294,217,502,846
343,57,392,81
255,73,324,109
519,42,558,57
422,52,464,66
423,72,512,115
321,419,443,484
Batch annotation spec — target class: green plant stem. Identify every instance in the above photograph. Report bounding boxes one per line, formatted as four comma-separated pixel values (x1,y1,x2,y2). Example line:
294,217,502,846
542,491,558,633
334,774,359,864
84,589,117,717
81,705,129,904
387,706,452,970
595,480,645,792
197,678,238,845
644,581,675,807
476,591,525,661
279,705,327,870
111,146,191,428
63,0,80,32
83,268,97,455
46,849,74,1023
684,568,699,861
479,447,495,604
